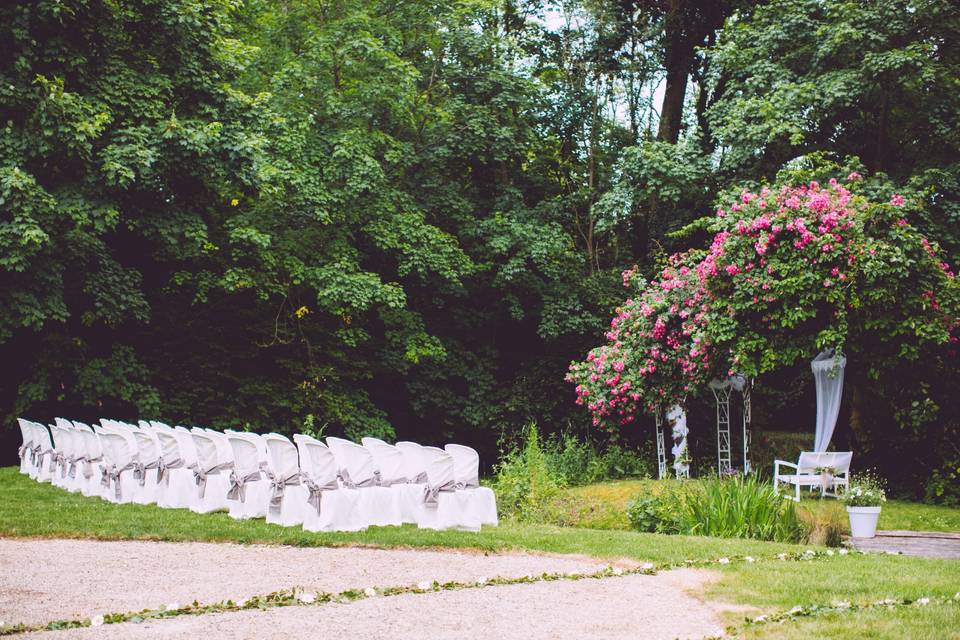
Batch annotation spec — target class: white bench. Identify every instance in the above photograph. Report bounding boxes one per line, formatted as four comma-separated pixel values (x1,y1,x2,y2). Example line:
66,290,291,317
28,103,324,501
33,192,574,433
774,451,852,502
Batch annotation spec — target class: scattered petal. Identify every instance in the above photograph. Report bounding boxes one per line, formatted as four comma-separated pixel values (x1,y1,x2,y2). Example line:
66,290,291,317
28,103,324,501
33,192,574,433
364,587,376,597
90,615,104,627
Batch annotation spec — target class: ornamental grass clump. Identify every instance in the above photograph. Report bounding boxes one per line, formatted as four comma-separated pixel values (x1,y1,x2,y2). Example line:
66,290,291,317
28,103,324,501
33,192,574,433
843,472,887,508
651,474,805,543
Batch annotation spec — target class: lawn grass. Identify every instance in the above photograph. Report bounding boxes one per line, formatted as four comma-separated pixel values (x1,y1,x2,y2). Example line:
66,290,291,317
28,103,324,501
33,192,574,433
2,467,958,639
0,467,803,564
563,479,960,533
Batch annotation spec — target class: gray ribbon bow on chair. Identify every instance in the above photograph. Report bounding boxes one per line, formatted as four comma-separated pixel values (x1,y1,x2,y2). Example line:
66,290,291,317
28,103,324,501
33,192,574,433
100,464,111,488
455,480,480,490
337,468,376,490
68,455,85,479
303,476,340,515
51,451,63,474
422,479,456,508
378,476,410,487
265,470,302,512
411,471,429,484
18,440,32,461
59,454,72,478
109,461,138,501
133,460,160,487
193,462,234,499
156,456,188,485
84,455,102,480
226,469,264,503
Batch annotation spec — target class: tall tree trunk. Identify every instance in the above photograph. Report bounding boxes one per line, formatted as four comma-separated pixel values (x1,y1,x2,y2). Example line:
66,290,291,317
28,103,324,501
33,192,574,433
656,0,690,143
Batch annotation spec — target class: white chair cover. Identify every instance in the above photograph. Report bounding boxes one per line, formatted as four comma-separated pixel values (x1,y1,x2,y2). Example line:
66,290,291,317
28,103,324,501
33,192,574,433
445,444,498,527
327,437,402,527
226,433,270,519
73,424,103,497
295,434,364,532
367,441,420,524
395,441,429,483
131,429,162,504
417,446,482,531
189,429,232,513
98,431,139,503
263,434,308,526
16,418,34,475
154,429,196,509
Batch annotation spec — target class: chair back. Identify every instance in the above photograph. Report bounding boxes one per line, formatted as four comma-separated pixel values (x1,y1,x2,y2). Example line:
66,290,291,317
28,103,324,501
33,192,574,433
151,421,173,431
16,418,32,449
34,422,53,450
294,434,339,485
100,431,135,467
326,437,376,484
227,433,262,475
797,451,853,474
366,442,406,482
78,428,102,460
360,436,388,448
155,429,181,463
172,426,199,465
445,444,480,486
421,446,455,486
205,430,235,467
264,434,300,478
190,429,220,471
395,441,427,482
132,429,160,463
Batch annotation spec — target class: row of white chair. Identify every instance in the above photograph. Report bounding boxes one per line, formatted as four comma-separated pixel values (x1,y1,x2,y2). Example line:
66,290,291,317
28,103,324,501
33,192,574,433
15,418,497,532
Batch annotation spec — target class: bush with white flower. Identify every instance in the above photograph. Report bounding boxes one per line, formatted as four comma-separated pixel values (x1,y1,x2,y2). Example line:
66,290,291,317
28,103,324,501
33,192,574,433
842,472,887,507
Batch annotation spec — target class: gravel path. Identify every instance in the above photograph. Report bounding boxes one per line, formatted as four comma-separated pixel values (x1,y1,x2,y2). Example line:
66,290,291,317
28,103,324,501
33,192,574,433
20,569,721,640
2,538,723,639
0,538,607,626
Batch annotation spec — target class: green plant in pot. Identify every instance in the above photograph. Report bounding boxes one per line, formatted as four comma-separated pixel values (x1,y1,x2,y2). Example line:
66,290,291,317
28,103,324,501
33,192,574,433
843,472,887,538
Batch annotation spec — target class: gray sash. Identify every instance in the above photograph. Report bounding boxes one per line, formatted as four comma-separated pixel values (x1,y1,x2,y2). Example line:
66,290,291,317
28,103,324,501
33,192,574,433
193,461,234,499
266,470,302,512
58,453,71,478
378,476,410,487
422,479,456,508
156,456,188,485
68,455,85,479
226,468,264,503
84,455,103,480
133,459,160,486
18,440,32,460
100,464,111,488
49,451,61,473
455,480,480,490
303,476,340,514
337,468,376,489
411,471,429,484
109,461,138,501
31,444,42,464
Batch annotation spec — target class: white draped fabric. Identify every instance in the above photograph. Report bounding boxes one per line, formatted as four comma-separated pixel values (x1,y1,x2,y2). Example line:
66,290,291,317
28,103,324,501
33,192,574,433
667,405,689,478
812,350,846,452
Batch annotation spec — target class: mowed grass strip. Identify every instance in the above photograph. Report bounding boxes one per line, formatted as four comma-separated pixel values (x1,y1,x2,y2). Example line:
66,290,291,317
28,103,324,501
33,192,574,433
0,467,803,563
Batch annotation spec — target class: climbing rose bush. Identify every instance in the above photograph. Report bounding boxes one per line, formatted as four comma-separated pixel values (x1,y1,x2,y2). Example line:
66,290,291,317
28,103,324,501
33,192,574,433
567,176,959,430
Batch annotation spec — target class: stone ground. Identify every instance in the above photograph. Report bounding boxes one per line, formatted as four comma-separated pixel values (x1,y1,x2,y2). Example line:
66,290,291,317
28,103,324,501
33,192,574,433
847,530,960,559
1,539,725,640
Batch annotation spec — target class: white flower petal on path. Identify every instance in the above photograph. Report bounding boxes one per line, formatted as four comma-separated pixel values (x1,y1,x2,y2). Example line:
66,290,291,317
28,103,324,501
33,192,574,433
363,587,377,597
788,606,803,615
838,548,849,555
752,615,766,623
916,597,930,606
826,549,835,556
744,556,755,563
476,576,487,585
166,603,179,611
90,615,104,627
717,557,730,565
612,567,624,575
642,562,655,570
298,591,316,604
416,581,432,591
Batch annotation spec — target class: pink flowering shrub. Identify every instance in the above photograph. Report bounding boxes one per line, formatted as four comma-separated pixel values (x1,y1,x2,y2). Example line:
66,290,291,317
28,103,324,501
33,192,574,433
567,177,959,430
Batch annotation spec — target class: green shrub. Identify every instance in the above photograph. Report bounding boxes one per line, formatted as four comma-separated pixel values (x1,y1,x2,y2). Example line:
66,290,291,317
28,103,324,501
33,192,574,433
642,474,804,543
626,496,662,532
924,456,960,507
541,433,652,486
493,423,565,522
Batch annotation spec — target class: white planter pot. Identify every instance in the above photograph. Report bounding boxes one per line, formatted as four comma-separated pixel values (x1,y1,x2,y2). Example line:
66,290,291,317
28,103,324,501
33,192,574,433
847,506,881,538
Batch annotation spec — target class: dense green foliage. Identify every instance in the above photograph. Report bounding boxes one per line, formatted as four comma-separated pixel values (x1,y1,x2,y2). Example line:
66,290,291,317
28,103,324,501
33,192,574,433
627,474,805,543
2,0,958,497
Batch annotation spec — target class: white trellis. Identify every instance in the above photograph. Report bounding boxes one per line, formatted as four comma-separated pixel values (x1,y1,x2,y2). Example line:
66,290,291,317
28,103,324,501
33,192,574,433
709,375,753,475
654,407,667,480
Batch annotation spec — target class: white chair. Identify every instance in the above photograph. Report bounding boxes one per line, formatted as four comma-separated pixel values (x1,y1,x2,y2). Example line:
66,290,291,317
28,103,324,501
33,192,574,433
295,434,364,532
396,441,429,483
445,444,498,527
189,429,233,513
774,451,853,502
416,446,482,531
48,422,72,489
154,429,196,509
62,425,87,493
74,423,104,497
16,418,34,475
327,437,402,528
131,429,162,504
263,434,308,526
226,432,270,519
98,431,139,503
366,440,421,524
34,422,57,482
